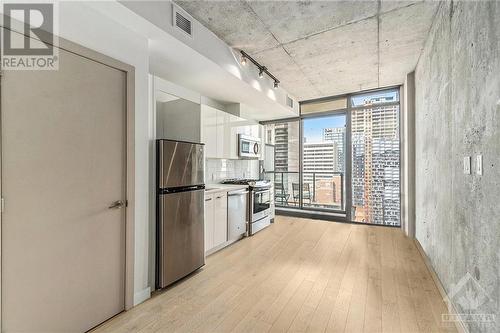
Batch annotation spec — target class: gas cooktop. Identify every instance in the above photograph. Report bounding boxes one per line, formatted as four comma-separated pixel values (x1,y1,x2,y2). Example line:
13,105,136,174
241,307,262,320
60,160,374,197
221,178,271,188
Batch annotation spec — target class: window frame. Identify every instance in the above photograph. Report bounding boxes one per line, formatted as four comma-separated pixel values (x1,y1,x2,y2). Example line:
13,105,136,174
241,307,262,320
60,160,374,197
261,85,402,227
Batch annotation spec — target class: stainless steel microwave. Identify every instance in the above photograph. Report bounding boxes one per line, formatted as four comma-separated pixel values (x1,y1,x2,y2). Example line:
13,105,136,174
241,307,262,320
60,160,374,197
238,134,261,159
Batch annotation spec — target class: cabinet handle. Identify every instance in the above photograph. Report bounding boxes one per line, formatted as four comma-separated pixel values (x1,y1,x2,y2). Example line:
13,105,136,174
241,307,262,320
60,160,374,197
216,195,224,199
205,198,212,201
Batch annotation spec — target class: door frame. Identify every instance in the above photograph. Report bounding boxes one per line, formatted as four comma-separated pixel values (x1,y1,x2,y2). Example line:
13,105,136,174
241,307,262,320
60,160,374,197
0,26,136,325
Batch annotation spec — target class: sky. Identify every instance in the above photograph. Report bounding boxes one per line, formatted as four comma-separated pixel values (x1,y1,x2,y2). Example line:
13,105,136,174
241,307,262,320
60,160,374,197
303,115,346,143
302,90,397,143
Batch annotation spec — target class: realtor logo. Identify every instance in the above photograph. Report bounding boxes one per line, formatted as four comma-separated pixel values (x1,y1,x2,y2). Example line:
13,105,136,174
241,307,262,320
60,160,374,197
442,272,496,324
1,2,59,70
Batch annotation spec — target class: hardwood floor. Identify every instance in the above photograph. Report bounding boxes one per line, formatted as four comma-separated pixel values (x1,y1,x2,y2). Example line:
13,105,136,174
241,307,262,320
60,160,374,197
92,216,457,333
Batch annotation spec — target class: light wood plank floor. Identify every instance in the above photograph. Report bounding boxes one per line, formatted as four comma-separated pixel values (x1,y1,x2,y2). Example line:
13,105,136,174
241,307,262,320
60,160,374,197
92,216,457,333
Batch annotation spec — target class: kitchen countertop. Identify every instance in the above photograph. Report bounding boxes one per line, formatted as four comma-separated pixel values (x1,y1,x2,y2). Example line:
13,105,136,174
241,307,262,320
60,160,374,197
204,184,248,195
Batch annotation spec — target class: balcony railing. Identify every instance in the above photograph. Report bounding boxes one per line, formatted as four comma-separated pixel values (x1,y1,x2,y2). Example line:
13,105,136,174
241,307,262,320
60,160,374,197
264,171,344,212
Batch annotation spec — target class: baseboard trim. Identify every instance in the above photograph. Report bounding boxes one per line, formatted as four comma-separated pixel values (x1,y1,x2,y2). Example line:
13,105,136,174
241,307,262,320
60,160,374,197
133,287,151,306
414,238,468,333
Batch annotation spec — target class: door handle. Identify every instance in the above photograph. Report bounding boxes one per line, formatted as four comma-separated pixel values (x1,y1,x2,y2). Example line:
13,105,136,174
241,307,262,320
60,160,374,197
108,200,125,209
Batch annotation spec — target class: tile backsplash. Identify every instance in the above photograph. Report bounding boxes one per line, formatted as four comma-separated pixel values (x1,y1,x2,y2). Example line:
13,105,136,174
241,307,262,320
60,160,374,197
205,158,259,183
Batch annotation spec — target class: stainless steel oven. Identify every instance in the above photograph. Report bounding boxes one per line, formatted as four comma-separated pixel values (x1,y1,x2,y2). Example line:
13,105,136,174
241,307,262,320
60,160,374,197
249,184,271,235
251,187,271,222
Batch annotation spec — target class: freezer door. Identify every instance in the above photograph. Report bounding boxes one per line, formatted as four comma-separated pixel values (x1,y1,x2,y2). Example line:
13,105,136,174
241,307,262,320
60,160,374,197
158,189,204,288
158,140,204,188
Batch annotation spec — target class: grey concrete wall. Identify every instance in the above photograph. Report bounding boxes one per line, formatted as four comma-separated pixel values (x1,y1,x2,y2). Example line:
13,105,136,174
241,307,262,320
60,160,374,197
415,1,499,332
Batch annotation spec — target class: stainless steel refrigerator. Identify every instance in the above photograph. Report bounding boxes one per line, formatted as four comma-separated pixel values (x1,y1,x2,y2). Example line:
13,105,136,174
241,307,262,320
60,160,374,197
156,139,205,289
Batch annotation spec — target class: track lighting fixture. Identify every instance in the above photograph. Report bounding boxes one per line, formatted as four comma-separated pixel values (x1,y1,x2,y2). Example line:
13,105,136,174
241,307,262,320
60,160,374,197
240,50,280,89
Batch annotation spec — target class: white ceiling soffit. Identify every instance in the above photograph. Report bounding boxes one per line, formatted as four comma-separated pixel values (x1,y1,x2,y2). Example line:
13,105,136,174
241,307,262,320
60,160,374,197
112,0,298,121
174,0,440,101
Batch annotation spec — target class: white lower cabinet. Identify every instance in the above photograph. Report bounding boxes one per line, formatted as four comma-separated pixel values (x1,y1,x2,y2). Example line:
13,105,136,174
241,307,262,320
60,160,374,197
204,194,215,252
213,193,228,246
204,192,228,254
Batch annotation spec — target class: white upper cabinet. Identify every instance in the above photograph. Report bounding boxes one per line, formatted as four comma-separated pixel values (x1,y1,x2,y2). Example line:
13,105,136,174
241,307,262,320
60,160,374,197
200,105,218,158
201,105,263,159
218,111,238,159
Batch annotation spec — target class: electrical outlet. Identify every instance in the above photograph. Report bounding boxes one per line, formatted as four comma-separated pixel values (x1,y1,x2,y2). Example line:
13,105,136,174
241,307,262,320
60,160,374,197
463,156,471,175
476,155,483,175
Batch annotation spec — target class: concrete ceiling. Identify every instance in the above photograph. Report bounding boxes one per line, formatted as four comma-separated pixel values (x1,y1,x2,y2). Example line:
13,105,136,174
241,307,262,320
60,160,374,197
174,0,439,101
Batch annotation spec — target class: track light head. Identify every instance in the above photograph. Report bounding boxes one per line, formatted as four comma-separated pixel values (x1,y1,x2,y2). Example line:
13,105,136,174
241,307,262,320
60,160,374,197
259,66,267,79
241,56,247,66
274,81,279,89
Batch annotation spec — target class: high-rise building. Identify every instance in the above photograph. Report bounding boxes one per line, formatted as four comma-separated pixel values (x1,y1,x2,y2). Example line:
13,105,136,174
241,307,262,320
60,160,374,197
273,122,299,173
351,96,400,225
274,124,289,172
271,122,300,205
303,142,338,180
323,127,345,172
302,142,343,209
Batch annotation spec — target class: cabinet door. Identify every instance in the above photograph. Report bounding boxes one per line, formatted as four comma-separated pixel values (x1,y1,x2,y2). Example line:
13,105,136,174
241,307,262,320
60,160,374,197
249,123,260,138
204,194,215,252
258,125,265,160
230,115,245,159
213,193,228,247
216,111,227,158
201,105,218,158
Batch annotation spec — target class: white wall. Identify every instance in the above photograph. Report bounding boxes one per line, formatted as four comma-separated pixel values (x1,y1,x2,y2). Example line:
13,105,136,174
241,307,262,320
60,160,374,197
119,0,299,120
58,2,151,305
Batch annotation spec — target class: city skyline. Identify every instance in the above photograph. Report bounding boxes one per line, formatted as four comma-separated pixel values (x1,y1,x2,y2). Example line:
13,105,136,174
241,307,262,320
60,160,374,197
303,115,345,143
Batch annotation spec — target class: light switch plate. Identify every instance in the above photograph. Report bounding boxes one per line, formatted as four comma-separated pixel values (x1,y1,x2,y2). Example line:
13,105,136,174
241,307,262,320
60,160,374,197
463,156,471,175
476,155,483,175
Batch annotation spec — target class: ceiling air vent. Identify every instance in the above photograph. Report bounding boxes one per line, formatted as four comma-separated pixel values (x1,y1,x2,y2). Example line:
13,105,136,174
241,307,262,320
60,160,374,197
173,5,193,37
286,96,294,109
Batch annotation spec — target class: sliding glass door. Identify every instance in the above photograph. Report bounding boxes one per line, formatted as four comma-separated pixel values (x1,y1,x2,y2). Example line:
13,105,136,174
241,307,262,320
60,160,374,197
302,113,346,212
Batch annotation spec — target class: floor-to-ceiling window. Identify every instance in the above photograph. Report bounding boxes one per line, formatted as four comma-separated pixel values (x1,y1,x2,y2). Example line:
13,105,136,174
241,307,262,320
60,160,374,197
350,90,401,226
263,87,401,227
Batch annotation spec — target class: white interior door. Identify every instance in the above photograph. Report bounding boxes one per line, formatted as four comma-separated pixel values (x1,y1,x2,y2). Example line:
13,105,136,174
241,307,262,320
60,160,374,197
1,36,127,332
